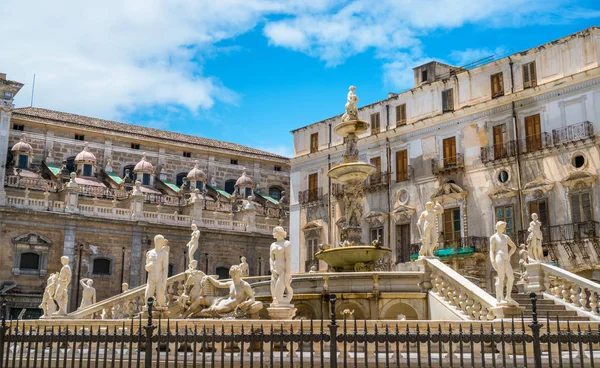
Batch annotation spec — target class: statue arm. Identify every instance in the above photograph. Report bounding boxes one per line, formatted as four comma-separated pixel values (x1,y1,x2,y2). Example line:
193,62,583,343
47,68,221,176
162,253,169,282
80,279,87,288
244,283,255,302
206,276,229,289
507,236,517,257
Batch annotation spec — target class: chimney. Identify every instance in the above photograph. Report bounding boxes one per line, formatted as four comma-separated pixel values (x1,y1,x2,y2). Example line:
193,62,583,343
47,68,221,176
0,73,6,81
388,92,395,98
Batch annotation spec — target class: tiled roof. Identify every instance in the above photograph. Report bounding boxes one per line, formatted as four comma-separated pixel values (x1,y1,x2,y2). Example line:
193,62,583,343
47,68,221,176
13,107,289,162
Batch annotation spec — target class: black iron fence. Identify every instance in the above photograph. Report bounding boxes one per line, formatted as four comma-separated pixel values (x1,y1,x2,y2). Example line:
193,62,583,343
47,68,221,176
2,295,600,367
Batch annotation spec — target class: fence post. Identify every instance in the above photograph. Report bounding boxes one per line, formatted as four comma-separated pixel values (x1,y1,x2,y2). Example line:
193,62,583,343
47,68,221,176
144,298,156,368
528,293,543,368
0,302,6,368
329,294,338,367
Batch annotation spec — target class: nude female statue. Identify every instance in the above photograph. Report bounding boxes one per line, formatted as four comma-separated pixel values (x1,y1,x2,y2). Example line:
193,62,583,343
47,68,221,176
270,226,293,306
417,201,444,257
490,221,517,305
342,86,359,122
527,213,544,262
78,278,96,310
40,272,59,318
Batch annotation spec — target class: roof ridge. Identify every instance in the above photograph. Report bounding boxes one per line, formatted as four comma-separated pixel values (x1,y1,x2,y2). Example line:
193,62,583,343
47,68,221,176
13,107,289,161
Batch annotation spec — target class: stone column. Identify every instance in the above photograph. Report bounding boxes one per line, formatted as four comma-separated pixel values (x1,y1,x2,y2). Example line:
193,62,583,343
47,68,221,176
64,172,80,214
130,227,143,288
63,222,77,312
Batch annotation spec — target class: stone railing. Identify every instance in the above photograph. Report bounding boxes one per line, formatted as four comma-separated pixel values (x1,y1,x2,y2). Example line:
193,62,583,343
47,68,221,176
5,175,58,192
421,258,506,320
68,273,187,319
526,262,600,321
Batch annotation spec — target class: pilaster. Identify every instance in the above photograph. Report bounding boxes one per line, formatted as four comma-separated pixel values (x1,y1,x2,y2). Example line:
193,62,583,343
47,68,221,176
130,227,143,288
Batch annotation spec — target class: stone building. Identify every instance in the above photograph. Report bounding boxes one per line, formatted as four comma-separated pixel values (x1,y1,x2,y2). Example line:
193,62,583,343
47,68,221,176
290,27,600,289
0,74,290,317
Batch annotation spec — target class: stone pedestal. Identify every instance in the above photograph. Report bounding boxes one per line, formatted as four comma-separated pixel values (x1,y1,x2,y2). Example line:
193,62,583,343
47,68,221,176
267,304,296,320
130,194,145,220
490,304,526,319
524,262,545,293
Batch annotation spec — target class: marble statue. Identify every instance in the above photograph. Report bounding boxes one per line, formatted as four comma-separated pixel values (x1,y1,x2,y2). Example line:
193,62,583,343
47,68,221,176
519,244,529,278
341,86,359,122
343,184,364,227
270,226,293,306
417,201,444,257
244,196,256,211
39,272,59,318
239,256,249,277
278,191,288,217
309,265,318,273
196,265,262,318
78,278,96,310
187,223,200,268
121,283,129,292
179,262,210,318
123,169,132,184
53,256,72,316
527,213,544,262
145,234,169,308
132,181,143,195
490,221,517,305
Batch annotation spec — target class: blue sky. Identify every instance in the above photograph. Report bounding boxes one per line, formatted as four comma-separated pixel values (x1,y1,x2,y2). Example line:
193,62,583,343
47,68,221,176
2,0,600,157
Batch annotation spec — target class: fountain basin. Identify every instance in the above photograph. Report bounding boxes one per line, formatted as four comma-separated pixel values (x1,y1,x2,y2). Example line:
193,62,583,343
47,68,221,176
333,120,370,137
315,246,392,272
328,162,376,185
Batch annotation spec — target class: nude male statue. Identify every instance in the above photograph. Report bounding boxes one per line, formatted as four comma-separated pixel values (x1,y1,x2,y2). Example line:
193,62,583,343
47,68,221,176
490,221,517,305
78,278,96,310
187,223,200,268
239,256,249,278
53,256,72,316
198,265,258,317
39,272,58,318
417,201,444,257
145,234,170,308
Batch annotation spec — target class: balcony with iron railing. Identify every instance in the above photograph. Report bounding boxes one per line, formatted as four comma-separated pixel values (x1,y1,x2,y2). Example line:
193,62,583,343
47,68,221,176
394,165,413,184
365,171,391,191
516,221,600,245
431,153,464,175
298,187,324,205
519,132,553,155
480,141,518,165
552,121,595,146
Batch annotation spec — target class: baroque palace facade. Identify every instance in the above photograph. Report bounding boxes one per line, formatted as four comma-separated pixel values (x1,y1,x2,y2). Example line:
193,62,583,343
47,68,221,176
0,76,290,317
290,27,600,289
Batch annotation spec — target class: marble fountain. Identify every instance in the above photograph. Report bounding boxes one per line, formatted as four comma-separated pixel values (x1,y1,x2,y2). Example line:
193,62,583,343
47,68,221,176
315,86,392,272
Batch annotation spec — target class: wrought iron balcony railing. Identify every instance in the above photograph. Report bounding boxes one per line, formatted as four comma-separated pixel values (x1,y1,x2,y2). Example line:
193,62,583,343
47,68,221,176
365,171,391,191
431,153,464,175
480,141,518,164
552,121,594,146
298,187,323,205
516,221,600,245
395,165,413,183
520,132,553,154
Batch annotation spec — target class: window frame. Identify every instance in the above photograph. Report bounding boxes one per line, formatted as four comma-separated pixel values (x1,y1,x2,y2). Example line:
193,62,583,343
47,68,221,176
370,227,384,246
91,257,113,276
442,88,454,112
396,104,407,126
442,208,462,245
131,143,140,150
491,72,504,98
19,252,40,270
224,180,236,195
522,61,537,89
83,164,93,177
183,151,191,158
495,205,515,236
269,186,282,200
370,112,381,135
17,154,29,169
12,124,24,131
395,150,408,182
74,134,85,141
310,133,319,153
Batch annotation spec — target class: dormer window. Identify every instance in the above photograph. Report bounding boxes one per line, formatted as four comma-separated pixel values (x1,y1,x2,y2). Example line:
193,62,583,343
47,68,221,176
142,173,151,186
83,164,93,177
196,181,204,191
17,155,28,169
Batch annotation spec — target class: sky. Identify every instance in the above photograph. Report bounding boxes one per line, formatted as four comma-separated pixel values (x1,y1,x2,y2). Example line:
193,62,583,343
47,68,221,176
2,0,600,158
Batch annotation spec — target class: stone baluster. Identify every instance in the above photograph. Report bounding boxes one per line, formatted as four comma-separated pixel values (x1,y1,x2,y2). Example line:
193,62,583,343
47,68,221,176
111,198,117,215
445,284,455,304
464,297,474,319
189,189,204,225
579,287,589,311
472,302,482,320
561,281,571,302
589,292,598,314
130,181,145,220
43,189,50,209
570,284,580,307
458,293,468,314
92,196,99,215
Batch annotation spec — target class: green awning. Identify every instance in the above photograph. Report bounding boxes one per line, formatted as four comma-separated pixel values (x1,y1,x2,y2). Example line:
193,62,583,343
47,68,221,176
411,247,475,260
44,162,61,177
207,185,232,199
105,171,123,185
255,191,279,205
162,179,180,193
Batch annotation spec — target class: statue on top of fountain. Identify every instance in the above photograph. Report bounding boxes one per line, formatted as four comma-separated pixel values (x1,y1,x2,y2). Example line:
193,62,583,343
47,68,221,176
342,85,359,122
417,201,444,258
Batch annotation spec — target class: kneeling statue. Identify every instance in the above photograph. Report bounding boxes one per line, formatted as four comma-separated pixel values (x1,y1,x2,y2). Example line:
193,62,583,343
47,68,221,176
197,265,262,319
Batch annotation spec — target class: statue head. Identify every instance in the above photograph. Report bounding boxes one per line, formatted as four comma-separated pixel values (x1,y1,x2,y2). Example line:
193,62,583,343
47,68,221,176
240,256,247,263
154,234,166,250
531,213,538,221
520,243,527,250
495,221,507,233
191,223,197,231
425,201,433,211
229,265,242,279
349,85,356,93
189,260,197,270
121,283,129,292
86,279,93,286
273,226,287,240
60,256,69,265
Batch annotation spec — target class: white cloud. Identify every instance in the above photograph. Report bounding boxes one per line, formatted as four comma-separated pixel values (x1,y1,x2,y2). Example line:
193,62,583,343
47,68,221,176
256,144,294,158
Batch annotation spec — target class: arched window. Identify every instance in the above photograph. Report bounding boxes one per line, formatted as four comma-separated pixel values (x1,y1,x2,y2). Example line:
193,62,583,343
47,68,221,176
168,263,175,277
269,187,282,200
224,180,236,195
176,173,187,187
216,266,230,280
123,165,135,180
19,252,40,270
92,258,112,275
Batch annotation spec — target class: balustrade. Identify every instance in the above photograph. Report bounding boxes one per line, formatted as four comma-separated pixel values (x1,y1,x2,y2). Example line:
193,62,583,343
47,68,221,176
480,141,518,164
520,132,553,154
552,121,594,146
431,153,464,175
4,175,58,192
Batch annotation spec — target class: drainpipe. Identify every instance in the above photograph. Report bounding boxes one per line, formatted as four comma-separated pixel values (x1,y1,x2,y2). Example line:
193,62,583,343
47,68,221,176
386,138,392,259
386,104,390,130
509,56,526,235
328,123,333,247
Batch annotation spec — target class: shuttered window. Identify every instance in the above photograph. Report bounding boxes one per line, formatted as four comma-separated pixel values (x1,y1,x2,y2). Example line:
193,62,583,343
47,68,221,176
523,61,537,89
493,124,507,159
442,89,454,112
370,228,384,245
525,114,542,152
571,192,593,223
370,113,381,134
396,104,407,126
491,72,504,98
395,150,408,182
310,133,319,153
308,173,318,202
443,208,461,244
442,137,457,166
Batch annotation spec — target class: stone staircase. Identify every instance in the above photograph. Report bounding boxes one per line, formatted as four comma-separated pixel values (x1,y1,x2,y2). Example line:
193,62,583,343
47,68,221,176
511,293,591,321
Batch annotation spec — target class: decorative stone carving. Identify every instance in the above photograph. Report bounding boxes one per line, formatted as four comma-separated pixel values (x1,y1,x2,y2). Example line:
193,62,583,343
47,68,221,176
417,201,444,258
239,257,249,277
365,211,386,227
431,181,468,201
341,85,358,122
270,226,293,306
526,213,544,262
144,235,169,308
522,177,554,201
391,204,416,223
39,272,59,318
53,256,72,316
302,221,322,240
187,224,200,268
78,278,96,310
488,185,518,200
561,170,597,190
490,221,517,305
